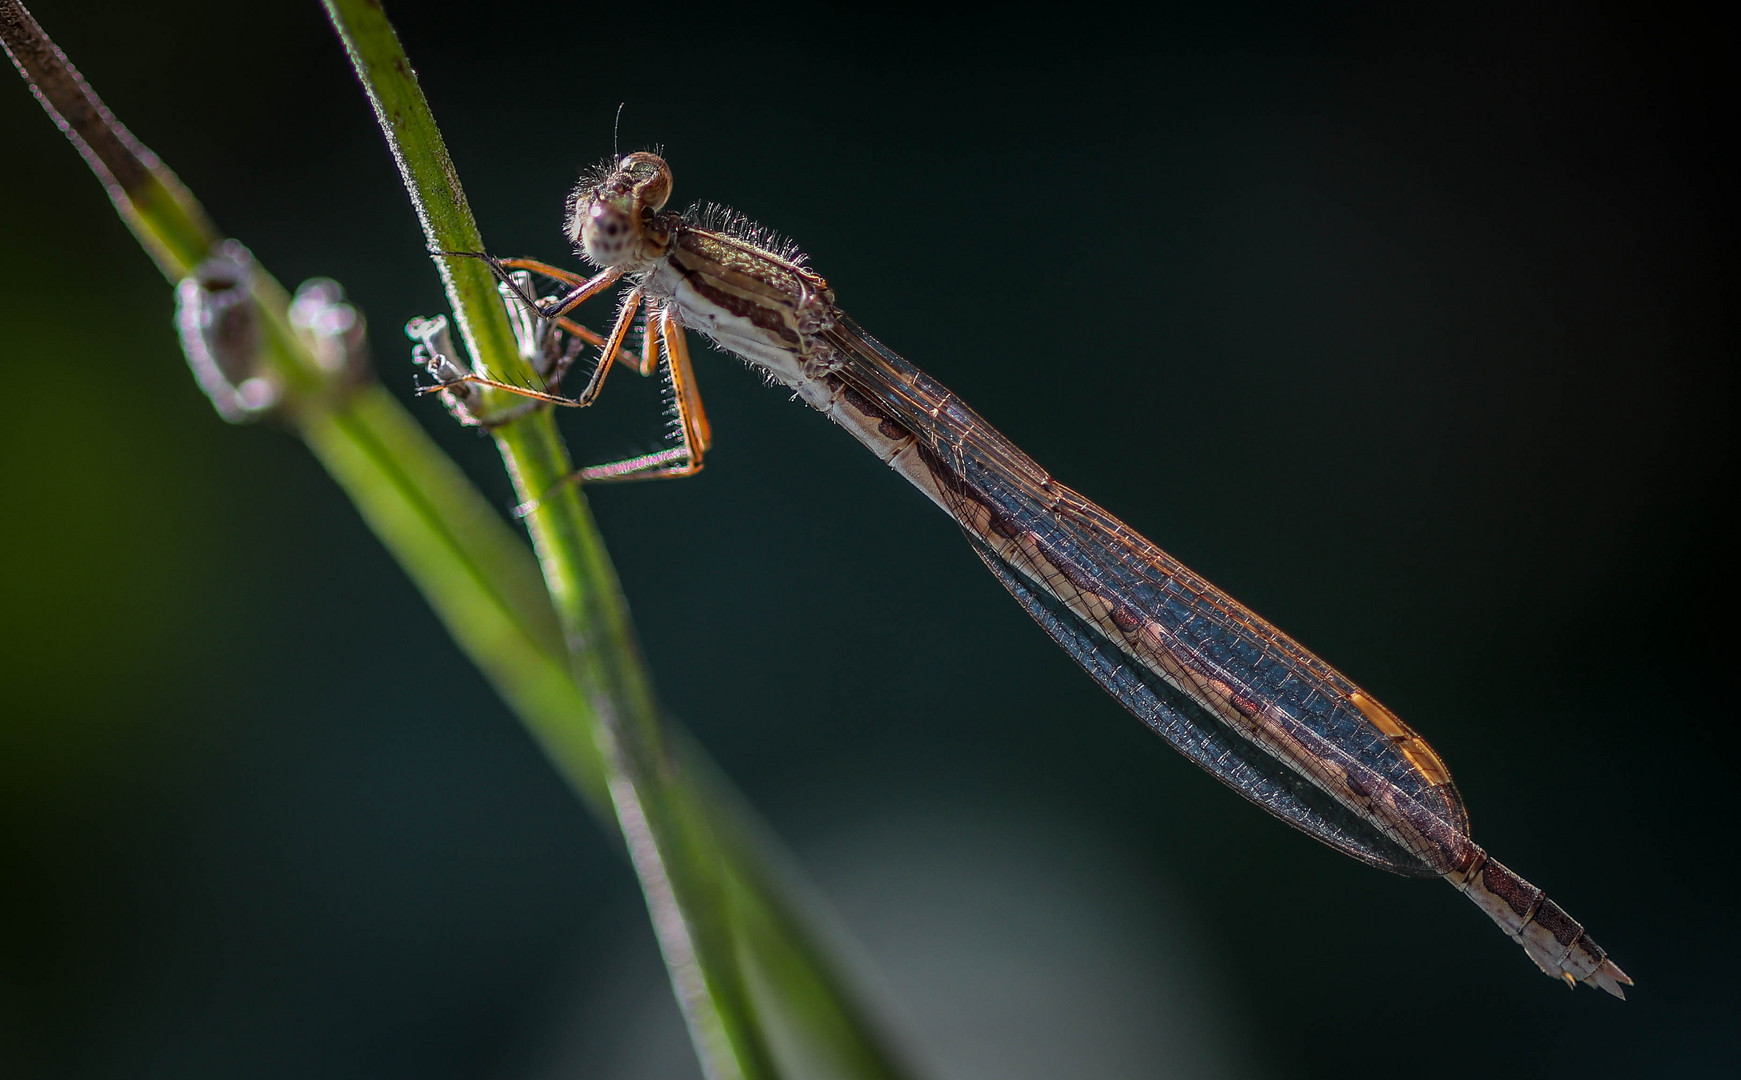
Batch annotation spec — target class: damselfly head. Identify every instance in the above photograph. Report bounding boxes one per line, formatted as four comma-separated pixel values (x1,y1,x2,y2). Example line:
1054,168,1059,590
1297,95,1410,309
565,151,673,268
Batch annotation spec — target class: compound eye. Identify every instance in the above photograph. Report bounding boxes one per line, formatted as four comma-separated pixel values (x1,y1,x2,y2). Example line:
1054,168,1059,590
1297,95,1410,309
618,151,673,212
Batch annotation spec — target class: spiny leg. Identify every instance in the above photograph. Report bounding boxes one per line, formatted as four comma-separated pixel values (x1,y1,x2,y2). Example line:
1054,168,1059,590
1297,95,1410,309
573,287,644,407
495,256,587,287
512,310,713,515
636,309,660,377
421,278,646,409
441,250,642,366
430,250,643,386
494,257,646,373
519,261,621,323
434,250,622,321
415,374,581,407
579,307,710,482
428,254,710,505
664,306,712,455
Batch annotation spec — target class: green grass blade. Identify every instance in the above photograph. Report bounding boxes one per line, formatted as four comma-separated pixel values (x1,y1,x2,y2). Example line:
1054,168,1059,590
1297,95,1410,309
322,3,766,1073
6,1,918,1073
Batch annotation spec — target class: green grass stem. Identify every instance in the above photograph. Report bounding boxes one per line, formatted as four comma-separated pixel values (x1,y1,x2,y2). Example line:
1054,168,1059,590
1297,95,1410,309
5,0,915,1075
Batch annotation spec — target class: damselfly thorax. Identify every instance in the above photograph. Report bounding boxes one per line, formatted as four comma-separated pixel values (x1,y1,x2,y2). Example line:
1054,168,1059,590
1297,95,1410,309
426,152,1632,998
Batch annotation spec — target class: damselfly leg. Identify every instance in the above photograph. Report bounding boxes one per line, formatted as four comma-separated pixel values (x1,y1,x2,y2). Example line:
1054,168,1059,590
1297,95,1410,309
575,306,710,478
570,307,709,483
430,250,714,488
491,256,652,375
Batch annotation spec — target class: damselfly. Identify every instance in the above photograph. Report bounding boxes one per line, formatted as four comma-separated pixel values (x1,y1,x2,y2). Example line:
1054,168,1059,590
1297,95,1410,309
433,151,1631,997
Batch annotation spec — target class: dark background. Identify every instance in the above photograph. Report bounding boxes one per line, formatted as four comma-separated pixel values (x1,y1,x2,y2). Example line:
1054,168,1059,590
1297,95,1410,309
2,2,1732,1077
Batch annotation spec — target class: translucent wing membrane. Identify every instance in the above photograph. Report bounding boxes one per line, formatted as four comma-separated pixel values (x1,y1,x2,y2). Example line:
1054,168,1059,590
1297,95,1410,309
817,315,1629,993
967,531,1440,874
823,317,1469,872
